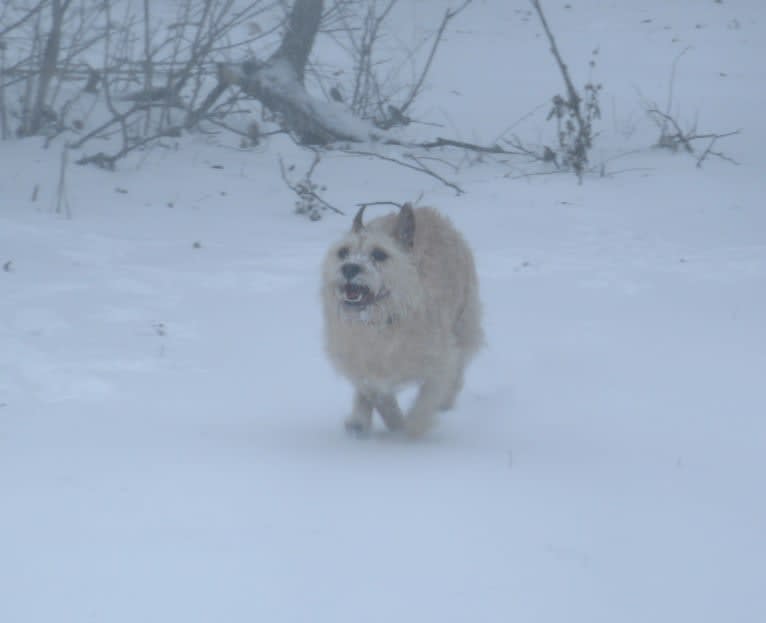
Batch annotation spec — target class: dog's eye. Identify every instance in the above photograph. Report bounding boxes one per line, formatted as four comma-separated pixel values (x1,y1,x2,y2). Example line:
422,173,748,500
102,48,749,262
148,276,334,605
371,248,388,262
337,246,350,260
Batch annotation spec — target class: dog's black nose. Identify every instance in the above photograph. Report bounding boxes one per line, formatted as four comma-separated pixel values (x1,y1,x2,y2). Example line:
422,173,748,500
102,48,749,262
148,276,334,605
341,263,362,280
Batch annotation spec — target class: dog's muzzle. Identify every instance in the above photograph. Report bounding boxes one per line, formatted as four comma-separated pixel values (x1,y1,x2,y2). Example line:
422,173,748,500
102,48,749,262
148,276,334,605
339,281,390,309
341,282,373,306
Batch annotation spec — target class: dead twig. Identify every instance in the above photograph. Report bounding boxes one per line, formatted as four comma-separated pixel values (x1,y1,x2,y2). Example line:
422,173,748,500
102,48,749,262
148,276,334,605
696,134,740,168
504,135,558,165
663,46,691,130
648,108,694,153
504,169,569,181
397,0,473,117
355,191,423,212
75,126,182,169
342,148,464,195
356,200,404,210
647,108,740,166
0,1,47,39
55,145,71,218
0,38,7,139
278,152,344,219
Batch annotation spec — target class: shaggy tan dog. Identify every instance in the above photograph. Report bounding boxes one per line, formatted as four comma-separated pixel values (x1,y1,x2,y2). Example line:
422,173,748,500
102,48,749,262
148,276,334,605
321,203,483,437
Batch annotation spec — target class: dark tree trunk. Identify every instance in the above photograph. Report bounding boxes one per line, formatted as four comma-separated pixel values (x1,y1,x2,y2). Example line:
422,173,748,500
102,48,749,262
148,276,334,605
276,0,323,83
24,0,68,136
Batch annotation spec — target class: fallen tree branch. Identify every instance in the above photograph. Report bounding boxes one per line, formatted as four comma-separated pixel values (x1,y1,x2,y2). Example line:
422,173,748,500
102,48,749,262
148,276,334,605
397,136,522,155
193,0,371,144
219,56,378,144
197,0,475,145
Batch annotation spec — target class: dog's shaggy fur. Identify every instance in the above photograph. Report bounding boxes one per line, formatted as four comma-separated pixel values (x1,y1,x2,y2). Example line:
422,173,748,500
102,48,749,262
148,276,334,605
321,203,483,437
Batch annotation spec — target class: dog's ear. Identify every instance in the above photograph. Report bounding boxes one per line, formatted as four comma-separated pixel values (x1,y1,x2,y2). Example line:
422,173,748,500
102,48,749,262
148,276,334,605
394,203,415,250
352,205,366,233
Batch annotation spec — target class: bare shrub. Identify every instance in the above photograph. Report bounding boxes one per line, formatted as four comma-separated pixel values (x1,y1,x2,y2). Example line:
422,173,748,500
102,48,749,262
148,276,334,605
642,47,740,168
279,150,341,220
0,0,108,138
74,0,280,167
529,0,600,182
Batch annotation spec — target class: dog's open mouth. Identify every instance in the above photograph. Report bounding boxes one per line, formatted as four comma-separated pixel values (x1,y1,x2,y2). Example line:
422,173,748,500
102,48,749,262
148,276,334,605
342,283,374,306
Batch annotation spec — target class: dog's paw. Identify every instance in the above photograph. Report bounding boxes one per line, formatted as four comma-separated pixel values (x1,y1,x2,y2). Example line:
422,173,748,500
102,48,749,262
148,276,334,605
379,411,405,432
404,416,434,439
344,416,372,437
438,397,456,412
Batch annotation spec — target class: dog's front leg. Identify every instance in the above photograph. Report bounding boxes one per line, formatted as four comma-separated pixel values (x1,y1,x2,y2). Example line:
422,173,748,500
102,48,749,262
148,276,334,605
405,378,449,438
344,391,374,435
373,394,405,432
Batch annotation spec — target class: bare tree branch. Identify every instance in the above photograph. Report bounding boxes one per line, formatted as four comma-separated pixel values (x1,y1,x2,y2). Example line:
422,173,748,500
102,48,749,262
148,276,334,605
398,0,472,117
341,148,464,195
75,125,181,169
0,0,48,39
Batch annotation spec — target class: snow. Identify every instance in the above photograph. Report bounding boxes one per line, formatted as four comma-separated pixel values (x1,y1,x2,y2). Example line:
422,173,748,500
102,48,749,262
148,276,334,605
2,1,766,622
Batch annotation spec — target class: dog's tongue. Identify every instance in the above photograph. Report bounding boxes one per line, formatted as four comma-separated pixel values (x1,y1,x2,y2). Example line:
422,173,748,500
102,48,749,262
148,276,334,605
345,284,363,302
344,284,369,303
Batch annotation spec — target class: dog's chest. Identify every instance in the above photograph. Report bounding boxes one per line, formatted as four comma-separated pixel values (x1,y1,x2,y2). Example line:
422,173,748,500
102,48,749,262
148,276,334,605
329,320,434,388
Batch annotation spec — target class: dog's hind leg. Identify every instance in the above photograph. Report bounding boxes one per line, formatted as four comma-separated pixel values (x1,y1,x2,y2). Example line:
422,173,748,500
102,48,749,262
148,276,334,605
373,394,405,431
344,391,374,435
439,364,465,412
406,376,453,438
436,343,465,411
406,381,445,437
440,299,483,411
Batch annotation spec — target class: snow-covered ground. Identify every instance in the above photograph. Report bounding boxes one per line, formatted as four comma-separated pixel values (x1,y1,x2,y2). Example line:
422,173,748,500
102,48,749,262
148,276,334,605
2,1,765,622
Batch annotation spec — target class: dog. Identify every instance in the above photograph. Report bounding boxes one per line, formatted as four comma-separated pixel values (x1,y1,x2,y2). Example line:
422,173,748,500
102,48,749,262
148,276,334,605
321,203,483,437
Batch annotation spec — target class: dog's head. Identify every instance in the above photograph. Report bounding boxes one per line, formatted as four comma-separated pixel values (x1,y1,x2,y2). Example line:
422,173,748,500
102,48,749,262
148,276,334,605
322,203,422,322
